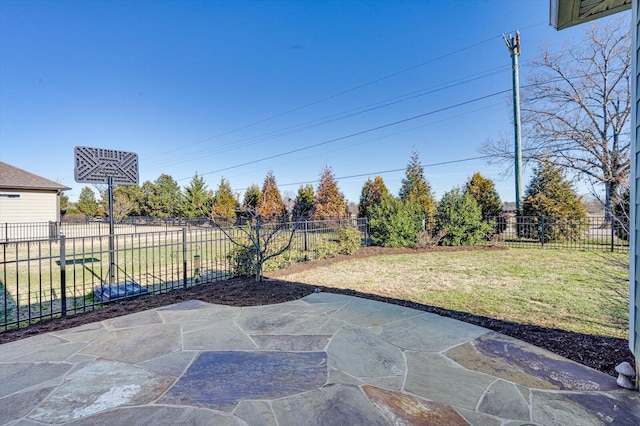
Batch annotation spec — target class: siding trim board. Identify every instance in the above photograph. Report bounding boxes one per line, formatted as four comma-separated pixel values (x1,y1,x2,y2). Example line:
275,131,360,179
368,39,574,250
632,0,639,364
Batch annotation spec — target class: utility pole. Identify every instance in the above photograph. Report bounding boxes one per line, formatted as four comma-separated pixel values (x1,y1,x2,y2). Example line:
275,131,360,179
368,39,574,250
503,31,523,214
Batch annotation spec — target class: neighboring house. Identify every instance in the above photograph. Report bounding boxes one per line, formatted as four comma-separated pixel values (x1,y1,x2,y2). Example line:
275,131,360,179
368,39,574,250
0,162,71,233
551,0,638,382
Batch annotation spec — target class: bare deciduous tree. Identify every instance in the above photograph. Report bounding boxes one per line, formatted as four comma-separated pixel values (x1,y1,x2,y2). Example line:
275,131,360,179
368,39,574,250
110,193,136,221
482,19,630,221
213,208,301,282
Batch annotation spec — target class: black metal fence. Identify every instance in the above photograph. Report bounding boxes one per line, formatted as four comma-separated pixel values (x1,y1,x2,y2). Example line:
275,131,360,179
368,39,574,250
1,217,235,242
0,218,368,331
0,214,628,331
486,215,629,252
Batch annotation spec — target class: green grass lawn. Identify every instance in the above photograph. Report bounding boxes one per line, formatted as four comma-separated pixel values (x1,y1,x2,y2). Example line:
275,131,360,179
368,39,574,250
278,248,630,339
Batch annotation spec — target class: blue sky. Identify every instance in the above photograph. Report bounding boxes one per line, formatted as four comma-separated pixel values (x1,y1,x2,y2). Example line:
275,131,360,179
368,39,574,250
0,0,630,204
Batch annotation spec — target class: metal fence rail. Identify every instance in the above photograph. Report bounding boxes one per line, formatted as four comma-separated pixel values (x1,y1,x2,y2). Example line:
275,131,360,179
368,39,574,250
486,215,629,252
0,214,627,331
1,216,370,242
1,218,367,331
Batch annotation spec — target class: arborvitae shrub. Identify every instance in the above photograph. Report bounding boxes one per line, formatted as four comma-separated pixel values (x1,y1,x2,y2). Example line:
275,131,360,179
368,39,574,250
368,195,422,247
518,162,586,242
435,187,492,246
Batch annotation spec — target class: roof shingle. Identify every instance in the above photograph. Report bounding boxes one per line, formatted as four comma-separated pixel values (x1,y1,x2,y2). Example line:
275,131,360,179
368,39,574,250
0,162,71,191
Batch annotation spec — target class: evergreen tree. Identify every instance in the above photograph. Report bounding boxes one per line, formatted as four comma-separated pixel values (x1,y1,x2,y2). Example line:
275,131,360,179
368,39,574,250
182,173,211,217
399,151,437,220
435,187,492,246
465,172,502,217
613,186,630,240
243,184,261,210
140,181,156,216
311,166,347,220
116,185,144,216
358,176,389,218
257,171,285,219
76,187,98,217
520,161,586,241
293,184,314,220
144,174,183,218
59,192,69,215
368,195,422,247
212,177,238,223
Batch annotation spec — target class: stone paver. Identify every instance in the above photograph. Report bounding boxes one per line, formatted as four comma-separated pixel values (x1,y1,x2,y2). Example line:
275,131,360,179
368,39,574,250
477,380,530,421
80,323,182,364
0,292,638,425
182,319,258,350
66,406,237,426
378,313,487,352
362,385,469,425
447,332,618,391
27,359,174,424
136,351,197,377
234,401,278,426
160,351,327,411
0,387,54,424
50,322,106,343
0,334,70,362
0,362,72,398
404,351,496,410
328,325,405,378
271,384,390,425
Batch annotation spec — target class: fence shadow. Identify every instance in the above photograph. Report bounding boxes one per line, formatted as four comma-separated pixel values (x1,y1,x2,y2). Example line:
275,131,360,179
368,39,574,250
0,279,18,329
55,257,100,266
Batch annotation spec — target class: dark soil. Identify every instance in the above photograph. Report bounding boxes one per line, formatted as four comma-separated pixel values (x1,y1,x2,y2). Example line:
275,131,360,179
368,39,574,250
0,246,634,378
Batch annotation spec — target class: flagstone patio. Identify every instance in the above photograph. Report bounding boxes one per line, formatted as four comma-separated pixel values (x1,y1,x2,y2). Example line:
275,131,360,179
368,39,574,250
0,292,638,425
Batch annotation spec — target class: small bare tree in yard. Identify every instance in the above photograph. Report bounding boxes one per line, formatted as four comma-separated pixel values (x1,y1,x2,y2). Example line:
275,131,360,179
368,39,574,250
213,208,301,282
214,172,298,282
482,19,631,222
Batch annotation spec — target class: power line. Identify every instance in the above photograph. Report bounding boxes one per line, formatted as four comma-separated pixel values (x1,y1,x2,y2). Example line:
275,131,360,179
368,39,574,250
159,65,620,175
145,29,527,163
223,100,505,183
275,156,494,189
251,142,579,193
183,89,511,181
146,65,510,169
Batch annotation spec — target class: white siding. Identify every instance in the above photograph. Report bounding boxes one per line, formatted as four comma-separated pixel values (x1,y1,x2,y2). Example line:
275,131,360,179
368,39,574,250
632,0,639,359
0,190,59,223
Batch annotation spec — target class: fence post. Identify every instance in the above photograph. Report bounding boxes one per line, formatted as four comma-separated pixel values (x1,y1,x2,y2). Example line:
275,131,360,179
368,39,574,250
303,220,308,252
60,235,67,318
611,218,615,252
540,216,545,248
364,217,369,247
182,228,188,289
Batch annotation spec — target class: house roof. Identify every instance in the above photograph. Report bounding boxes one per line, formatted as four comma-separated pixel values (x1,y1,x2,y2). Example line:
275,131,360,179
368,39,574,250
0,162,71,191
550,0,631,30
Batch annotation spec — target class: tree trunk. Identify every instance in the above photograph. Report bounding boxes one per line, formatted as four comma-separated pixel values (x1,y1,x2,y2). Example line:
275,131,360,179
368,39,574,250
604,181,614,225
255,261,263,282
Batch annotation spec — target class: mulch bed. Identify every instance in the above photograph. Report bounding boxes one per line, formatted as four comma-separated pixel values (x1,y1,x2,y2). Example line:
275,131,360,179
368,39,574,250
0,246,634,378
